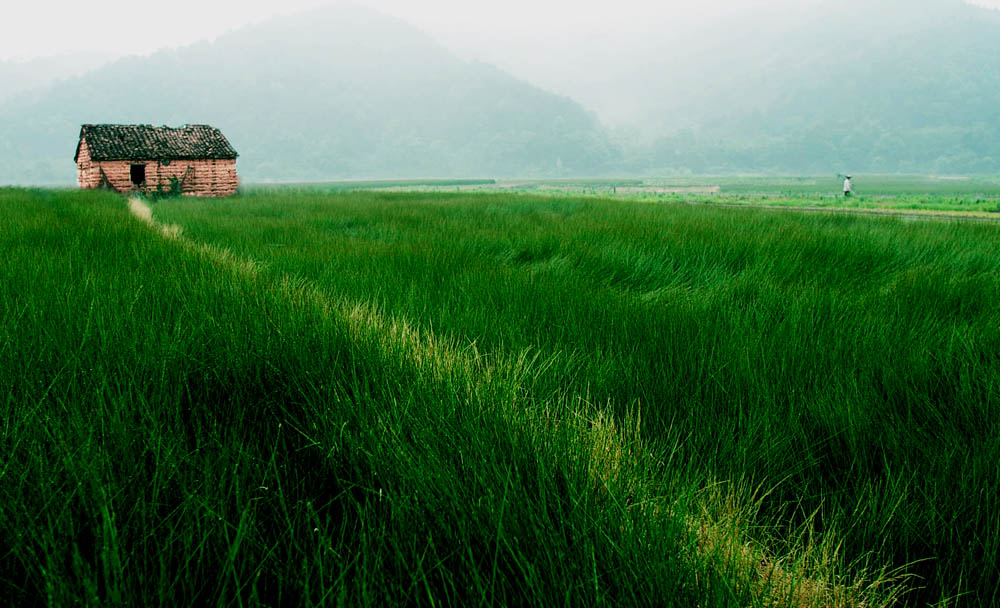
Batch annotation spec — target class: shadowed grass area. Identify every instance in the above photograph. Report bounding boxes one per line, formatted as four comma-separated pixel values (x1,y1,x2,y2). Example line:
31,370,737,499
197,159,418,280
2,188,899,606
154,189,1000,606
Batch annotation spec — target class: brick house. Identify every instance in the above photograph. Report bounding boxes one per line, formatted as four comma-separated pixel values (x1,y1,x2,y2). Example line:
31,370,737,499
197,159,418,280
75,124,238,197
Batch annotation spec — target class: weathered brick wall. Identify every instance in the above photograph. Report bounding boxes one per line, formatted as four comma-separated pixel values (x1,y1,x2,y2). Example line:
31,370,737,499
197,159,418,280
76,139,238,197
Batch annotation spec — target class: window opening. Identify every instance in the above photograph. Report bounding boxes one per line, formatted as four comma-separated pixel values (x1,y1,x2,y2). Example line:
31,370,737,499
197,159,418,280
130,164,146,186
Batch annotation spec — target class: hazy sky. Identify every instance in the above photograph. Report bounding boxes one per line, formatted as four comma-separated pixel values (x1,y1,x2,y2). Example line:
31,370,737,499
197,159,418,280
4,0,997,62
0,0,751,59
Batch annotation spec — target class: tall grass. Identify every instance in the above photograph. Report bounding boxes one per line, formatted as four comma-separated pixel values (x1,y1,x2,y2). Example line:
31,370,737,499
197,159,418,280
154,189,1000,606
2,188,893,606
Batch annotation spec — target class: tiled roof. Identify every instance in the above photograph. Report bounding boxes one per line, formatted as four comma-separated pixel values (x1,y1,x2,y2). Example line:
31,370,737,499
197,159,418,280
76,124,238,161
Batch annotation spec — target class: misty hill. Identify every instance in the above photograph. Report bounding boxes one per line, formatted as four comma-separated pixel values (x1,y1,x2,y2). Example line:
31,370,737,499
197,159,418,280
0,52,113,103
600,0,1000,174
0,5,616,185
5,0,1000,182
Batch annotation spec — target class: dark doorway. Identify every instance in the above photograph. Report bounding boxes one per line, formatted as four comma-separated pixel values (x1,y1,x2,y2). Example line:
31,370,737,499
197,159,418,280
130,164,146,186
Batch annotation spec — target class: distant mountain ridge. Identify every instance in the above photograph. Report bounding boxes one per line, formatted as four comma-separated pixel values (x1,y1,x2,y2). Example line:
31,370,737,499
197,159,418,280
0,4,616,184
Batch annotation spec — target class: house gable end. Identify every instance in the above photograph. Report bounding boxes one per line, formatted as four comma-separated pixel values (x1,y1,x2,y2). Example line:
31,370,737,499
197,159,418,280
74,132,86,163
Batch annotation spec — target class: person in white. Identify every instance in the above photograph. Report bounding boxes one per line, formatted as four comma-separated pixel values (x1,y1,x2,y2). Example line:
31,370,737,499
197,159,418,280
843,175,853,197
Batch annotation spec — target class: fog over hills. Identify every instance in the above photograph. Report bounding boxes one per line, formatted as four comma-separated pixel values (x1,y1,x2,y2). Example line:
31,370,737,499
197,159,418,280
0,5,615,184
0,52,114,103
613,0,1000,174
488,0,1000,174
2,0,1000,182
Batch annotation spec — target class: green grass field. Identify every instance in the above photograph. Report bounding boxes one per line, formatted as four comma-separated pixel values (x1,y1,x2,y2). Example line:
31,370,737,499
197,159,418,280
3,184,1000,606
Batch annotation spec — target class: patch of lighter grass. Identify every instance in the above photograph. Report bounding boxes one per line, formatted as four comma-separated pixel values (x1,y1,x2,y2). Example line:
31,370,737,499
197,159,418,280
578,407,901,608
127,196,903,608
689,482,909,608
129,197,183,239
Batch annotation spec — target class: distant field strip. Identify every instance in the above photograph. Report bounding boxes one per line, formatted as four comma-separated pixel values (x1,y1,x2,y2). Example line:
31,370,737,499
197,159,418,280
253,175,1000,219
684,199,1000,221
